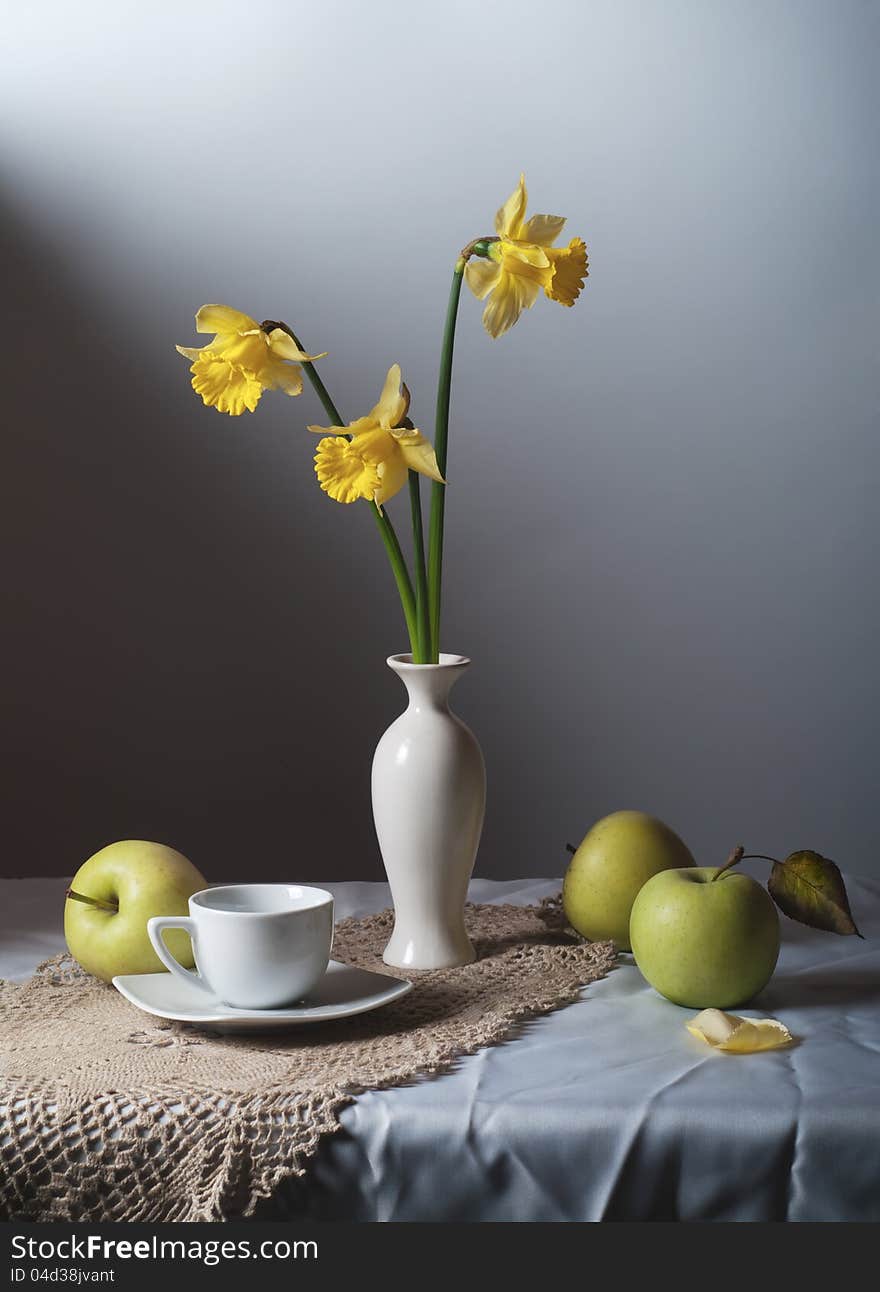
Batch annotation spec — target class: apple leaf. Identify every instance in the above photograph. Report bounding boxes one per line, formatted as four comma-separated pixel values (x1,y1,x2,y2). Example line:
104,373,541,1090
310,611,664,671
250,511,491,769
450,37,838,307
768,851,863,937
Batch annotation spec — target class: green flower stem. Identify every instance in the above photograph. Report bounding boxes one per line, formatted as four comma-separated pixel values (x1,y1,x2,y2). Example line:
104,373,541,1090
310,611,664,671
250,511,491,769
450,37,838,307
286,328,420,656
427,260,466,662
408,471,430,662
367,508,420,661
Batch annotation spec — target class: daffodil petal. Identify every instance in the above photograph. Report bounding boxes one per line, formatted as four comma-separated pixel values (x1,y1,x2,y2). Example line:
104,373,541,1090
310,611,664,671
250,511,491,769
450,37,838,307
465,258,501,300
514,276,541,310
267,329,327,363
209,331,269,371
392,428,445,483
481,271,540,338
307,415,373,437
481,276,521,339
686,1009,794,1054
370,364,408,428
265,363,304,397
194,304,260,335
494,173,528,240
373,450,409,507
346,425,405,506
500,241,551,270
520,213,567,247
348,416,380,438
176,343,211,361
399,442,445,483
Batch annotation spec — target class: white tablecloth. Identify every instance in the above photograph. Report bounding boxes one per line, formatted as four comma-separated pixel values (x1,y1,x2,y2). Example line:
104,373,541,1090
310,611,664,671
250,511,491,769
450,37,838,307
2,872,878,1221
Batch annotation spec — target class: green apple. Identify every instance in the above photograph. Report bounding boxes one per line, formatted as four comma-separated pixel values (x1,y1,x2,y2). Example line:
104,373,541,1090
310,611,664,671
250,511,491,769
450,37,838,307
629,867,780,1008
64,840,206,982
562,811,695,949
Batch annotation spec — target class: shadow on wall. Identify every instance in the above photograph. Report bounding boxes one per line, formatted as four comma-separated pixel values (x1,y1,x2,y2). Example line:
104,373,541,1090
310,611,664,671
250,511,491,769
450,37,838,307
0,193,420,882
1,190,608,886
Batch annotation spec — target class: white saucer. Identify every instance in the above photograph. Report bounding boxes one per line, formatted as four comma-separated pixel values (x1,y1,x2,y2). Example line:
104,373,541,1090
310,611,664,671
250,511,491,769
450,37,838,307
112,960,412,1033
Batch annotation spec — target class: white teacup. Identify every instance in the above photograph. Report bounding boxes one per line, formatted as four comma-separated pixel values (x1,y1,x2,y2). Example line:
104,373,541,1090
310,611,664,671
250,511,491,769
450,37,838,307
147,884,334,1010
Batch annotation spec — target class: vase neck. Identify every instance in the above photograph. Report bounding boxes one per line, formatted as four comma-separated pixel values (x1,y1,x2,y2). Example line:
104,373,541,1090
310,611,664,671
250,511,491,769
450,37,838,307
387,653,471,711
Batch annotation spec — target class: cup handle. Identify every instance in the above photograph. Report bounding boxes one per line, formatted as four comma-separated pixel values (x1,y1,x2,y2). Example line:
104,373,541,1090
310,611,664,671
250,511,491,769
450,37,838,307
147,916,212,994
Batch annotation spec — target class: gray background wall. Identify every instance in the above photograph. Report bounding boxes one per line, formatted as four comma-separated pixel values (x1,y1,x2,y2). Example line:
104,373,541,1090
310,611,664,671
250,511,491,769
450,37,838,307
1,0,877,882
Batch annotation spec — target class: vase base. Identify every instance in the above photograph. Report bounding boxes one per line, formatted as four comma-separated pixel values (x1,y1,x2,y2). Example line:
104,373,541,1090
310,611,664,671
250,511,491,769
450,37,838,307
382,932,476,972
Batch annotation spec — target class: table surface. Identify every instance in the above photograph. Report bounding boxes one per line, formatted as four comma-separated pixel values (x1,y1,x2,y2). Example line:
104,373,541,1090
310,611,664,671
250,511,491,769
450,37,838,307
2,871,878,1222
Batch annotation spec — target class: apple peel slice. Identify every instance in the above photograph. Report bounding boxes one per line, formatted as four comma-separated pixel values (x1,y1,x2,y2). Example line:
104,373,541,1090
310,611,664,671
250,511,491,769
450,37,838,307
687,1008,794,1053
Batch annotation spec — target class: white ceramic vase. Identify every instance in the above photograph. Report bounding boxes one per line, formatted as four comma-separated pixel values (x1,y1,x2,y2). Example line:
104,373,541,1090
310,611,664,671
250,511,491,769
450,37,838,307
372,652,486,970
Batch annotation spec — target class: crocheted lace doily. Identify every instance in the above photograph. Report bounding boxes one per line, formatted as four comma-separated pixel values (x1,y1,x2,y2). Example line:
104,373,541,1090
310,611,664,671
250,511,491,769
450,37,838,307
0,899,614,1220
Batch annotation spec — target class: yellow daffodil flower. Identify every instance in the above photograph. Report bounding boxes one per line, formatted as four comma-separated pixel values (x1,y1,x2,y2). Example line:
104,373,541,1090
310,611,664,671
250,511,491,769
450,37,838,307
176,304,326,416
310,365,444,509
465,174,589,338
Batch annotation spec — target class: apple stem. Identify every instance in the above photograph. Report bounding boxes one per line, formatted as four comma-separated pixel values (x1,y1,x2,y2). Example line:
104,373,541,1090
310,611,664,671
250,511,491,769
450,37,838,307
741,854,782,866
565,843,577,856
65,888,119,913
710,845,745,882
